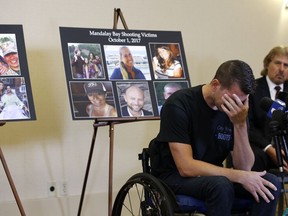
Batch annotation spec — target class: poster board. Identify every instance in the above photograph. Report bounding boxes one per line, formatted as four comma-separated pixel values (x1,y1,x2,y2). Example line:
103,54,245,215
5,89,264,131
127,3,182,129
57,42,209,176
0,25,36,121
59,27,191,120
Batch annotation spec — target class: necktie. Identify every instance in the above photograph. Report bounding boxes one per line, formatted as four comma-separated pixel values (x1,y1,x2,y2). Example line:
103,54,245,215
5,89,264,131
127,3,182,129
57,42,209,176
275,85,281,99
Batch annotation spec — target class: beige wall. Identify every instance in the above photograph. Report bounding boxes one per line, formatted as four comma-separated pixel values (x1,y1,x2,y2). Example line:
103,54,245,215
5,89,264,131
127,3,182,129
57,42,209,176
0,0,288,215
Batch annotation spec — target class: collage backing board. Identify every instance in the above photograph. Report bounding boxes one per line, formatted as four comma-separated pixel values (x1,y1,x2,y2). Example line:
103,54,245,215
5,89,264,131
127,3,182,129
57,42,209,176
59,27,191,120
0,25,36,121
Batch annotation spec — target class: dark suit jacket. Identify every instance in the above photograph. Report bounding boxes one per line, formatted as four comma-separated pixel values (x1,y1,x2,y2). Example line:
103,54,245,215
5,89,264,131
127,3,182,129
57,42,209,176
248,76,288,149
121,106,153,117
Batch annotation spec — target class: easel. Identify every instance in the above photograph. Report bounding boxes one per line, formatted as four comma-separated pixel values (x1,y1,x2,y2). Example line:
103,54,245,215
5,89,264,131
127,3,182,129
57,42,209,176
0,122,26,216
77,8,159,216
113,8,128,30
77,117,159,216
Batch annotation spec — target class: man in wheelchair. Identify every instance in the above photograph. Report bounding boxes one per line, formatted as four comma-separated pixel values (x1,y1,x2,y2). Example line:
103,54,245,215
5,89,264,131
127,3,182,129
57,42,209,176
150,60,281,216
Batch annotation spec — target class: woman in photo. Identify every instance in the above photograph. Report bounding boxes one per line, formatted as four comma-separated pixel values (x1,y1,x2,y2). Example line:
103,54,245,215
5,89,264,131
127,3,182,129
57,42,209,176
110,46,146,80
0,84,29,120
88,52,100,78
0,56,18,76
84,82,117,117
0,80,4,116
83,58,90,79
152,44,183,79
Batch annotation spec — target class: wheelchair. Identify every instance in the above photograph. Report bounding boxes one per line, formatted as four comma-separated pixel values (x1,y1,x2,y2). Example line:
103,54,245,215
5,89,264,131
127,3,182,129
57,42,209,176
112,144,253,216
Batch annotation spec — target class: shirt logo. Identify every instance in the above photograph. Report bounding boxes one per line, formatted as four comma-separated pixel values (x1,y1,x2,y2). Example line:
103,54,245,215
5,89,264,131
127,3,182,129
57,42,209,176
216,125,232,141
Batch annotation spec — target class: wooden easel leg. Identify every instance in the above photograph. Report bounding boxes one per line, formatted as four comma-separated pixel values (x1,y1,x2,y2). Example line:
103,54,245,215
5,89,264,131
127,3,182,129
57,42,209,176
113,8,128,30
108,123,115,216
0,147,26,216
77,122,98,216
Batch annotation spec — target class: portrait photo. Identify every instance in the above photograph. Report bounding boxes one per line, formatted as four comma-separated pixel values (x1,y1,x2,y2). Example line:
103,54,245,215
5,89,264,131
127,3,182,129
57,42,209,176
69,81,118,119
149,43,185,79
0,34,21,76
104,45,151,80
116,81,154,117
0,77,30,120
154,81,189,114
68,43,105,79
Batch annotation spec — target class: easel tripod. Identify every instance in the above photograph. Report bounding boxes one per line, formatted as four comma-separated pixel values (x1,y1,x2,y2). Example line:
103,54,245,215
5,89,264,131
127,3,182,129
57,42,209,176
76,8,160,216
77,8,133,216
77,117,159,216
0,122,26,216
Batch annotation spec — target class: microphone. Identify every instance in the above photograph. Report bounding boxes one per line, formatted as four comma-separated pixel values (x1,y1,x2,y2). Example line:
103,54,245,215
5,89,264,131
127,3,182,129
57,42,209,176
277,91,288,103
272,109,288,168
272,110,287,130
269,120,284,173
260,97,286,118
277,91,288,109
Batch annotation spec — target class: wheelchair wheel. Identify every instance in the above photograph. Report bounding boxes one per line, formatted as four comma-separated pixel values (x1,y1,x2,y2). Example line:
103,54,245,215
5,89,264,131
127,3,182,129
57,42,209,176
112,172,175,216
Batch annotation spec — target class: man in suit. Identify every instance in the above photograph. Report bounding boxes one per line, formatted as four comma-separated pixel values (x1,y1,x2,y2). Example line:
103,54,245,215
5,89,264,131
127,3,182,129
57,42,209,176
121,85,153,117
248,46,288,172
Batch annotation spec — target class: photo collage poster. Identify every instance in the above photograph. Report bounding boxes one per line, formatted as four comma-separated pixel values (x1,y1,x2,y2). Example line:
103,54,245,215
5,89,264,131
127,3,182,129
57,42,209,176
0,25,36,121
59,27,191,120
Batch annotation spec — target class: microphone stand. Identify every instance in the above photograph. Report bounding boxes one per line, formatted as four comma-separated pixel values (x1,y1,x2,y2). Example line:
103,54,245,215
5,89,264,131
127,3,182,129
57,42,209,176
269,121,284,172
269,120,288,215
282,131,288,216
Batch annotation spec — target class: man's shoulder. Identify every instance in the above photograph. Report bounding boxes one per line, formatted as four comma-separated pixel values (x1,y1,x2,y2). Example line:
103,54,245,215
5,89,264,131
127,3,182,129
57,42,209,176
162,86,201,118
255,76,266,84
254,76,268,92
169,85,201,101
284,81,288,90
121,106,129,116
143,109,153,116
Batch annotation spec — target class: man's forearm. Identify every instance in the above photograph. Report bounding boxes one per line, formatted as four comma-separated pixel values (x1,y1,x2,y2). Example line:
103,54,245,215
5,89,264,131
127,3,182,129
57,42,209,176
232,124,255,170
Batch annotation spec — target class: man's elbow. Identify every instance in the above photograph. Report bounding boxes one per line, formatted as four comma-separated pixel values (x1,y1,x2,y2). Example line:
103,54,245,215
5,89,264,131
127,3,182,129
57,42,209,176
233,159,254,171
178,170,188,177
178,167,197,177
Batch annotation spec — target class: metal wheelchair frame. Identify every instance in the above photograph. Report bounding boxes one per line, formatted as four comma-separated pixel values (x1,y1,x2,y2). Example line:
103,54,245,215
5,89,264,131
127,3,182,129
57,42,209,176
112,147,252,216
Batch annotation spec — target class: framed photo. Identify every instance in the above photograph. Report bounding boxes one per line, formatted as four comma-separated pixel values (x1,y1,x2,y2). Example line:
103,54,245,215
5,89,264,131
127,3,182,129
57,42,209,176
67,43,105,79
116,81,154,117
69,81,118,119
0,25,36,121
60,27,191,120
154,81,189,115
104,45,151,80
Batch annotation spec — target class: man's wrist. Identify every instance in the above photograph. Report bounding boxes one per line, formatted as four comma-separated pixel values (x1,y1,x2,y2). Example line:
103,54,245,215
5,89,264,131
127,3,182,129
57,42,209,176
264,144,272,152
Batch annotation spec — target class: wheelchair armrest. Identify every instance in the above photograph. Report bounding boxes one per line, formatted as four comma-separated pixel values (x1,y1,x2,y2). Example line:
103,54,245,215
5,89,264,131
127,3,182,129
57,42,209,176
138,148,151,174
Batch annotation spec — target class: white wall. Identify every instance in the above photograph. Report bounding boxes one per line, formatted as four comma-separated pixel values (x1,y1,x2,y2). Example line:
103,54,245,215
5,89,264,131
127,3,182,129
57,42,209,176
0,0,288,215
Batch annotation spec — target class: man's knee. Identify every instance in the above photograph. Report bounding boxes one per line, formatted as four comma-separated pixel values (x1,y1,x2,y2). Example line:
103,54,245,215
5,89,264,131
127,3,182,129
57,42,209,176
207,176,234,198
263,172,281,198
205,176,234,215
